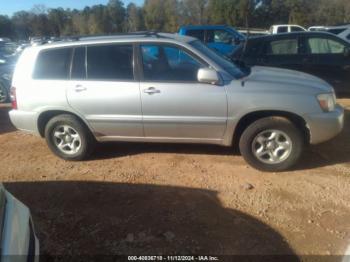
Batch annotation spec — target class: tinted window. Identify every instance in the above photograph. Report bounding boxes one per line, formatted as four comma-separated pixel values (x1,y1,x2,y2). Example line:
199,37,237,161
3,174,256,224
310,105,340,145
307,38,345,54
190,40,246,79
267,39,298,55
33,48,72,79
328,28,346,35
87,44,133,80
277,26,288,33
141,44,203,82
291,26,304,32
207,30,233,44
347,34,350,40
71,47,86,80
187,30,205,42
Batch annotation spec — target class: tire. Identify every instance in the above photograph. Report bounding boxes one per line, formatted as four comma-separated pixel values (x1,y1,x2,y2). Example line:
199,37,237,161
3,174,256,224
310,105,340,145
0,82,9,103
44,114,95,161
239,117,303,172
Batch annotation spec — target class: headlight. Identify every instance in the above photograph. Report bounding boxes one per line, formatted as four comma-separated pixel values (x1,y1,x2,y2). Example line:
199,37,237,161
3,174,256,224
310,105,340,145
0,59,6,64
317,93,336,112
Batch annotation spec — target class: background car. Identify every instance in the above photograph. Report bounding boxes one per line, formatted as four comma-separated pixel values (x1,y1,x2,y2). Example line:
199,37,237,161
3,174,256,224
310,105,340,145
232,31,350,96
178,25,245,56
0,184,39,261
269,24,306,34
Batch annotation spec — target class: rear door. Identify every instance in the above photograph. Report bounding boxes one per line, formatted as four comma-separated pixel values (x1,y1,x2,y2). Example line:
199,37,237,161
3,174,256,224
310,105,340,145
66,44,143,138
303,35,350,95
260,36,304,71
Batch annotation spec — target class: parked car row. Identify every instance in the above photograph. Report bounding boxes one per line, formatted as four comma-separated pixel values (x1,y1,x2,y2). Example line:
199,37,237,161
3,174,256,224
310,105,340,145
178,25,350,97
232,31,350,97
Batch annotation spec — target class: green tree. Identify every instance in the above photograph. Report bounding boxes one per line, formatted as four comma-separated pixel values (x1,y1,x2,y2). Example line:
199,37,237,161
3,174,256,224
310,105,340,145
126,3,144,31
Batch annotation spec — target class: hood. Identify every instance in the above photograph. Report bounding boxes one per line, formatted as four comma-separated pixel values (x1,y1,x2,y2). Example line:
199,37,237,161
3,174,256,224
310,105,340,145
243,66,333,94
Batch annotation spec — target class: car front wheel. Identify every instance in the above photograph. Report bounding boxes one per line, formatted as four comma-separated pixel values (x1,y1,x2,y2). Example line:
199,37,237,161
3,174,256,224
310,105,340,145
239,117,303,172
45,114,95,161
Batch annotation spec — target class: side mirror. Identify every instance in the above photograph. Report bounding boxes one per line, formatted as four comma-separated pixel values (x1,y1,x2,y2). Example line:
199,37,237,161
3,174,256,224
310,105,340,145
197,68,220,85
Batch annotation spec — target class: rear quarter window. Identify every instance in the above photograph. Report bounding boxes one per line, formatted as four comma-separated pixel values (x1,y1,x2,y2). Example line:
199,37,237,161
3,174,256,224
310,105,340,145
186,30,205,42
33,48,72,80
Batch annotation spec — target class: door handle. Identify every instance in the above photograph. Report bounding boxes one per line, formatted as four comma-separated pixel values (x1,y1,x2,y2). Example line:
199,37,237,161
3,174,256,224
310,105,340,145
143,87,160,95
74,85,87,92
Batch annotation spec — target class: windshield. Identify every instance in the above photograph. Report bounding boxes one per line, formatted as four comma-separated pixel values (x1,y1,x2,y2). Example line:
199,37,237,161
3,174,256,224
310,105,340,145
189,40,247,79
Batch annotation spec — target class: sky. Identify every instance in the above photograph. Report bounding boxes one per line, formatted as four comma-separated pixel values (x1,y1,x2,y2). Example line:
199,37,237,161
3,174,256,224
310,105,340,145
1,0,145,16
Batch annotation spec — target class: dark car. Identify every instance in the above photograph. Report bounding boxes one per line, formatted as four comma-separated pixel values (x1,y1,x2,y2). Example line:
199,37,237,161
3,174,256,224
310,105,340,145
232,32,350,96
0,63,15,103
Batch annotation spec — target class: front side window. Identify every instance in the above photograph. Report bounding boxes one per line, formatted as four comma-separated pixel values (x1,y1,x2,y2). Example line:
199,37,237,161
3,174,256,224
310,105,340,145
141,44,203,82
33,48,72,79
267,39,298,55
307,38,345,54
87,44,134,80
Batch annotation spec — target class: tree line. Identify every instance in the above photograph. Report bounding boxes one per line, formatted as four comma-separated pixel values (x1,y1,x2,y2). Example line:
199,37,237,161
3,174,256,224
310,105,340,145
0,0,349,40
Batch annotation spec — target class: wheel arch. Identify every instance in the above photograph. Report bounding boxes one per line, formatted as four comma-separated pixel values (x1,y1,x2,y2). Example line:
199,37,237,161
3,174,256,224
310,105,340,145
37,110,94,138
232,110,310,149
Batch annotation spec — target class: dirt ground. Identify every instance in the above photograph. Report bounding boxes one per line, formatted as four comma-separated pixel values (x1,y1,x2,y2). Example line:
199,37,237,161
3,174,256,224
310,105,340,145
0,100,350,259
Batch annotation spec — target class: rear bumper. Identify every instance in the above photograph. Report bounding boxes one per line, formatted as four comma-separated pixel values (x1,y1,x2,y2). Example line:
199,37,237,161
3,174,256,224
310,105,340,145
305,105,344,145
8,110,39,135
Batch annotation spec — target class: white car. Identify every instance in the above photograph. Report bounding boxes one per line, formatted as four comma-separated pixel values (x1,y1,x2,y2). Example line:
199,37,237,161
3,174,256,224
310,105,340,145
308,26,328,31
269,24,306,34
0,184,39,262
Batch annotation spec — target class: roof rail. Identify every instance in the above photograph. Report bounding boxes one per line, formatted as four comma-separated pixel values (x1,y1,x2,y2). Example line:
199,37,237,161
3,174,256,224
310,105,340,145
74,31,164,41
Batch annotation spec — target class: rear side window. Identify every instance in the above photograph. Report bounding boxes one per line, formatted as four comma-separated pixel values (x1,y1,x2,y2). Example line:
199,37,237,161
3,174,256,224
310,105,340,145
71,47,86,80
328,28,346,35
267,39,298,55
307,38,346,54
277,26,288,34
33,48,72,79
207,30,233,44
186,30,205,42
87,44,134,80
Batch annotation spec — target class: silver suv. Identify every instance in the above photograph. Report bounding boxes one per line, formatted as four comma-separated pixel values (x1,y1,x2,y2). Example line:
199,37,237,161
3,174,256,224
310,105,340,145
9,32,344,172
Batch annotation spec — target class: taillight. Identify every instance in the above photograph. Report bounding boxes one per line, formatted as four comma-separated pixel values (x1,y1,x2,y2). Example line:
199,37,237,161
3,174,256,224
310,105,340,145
10,86,17,109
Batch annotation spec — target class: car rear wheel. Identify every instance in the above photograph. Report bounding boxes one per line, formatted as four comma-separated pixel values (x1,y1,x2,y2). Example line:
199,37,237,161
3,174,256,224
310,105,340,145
45,114,95,161
0,83,8,103
239,117,303,172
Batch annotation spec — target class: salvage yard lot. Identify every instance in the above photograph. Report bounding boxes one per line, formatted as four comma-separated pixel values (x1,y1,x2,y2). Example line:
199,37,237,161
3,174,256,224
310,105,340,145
0,101,350,257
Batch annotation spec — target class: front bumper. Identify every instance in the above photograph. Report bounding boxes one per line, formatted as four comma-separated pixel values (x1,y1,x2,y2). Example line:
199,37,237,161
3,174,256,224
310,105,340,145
305,105,344,145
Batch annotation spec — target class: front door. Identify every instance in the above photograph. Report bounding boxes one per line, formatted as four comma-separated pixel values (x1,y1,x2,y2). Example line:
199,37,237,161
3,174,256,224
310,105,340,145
303,36,350,96
138,43,227,142
67,44,143,138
